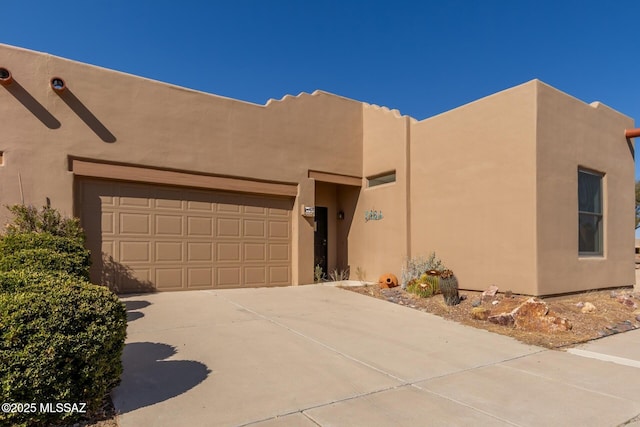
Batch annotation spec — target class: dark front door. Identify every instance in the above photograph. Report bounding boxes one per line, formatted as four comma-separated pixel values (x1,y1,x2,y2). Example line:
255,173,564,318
314,206,328,278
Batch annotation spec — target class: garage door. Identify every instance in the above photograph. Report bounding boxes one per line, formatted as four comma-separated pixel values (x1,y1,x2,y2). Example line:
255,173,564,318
77,179,293,292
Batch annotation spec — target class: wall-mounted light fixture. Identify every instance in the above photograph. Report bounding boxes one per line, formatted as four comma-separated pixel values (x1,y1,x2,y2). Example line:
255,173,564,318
50,77,66,93
0,68,13,86
338,210,345,220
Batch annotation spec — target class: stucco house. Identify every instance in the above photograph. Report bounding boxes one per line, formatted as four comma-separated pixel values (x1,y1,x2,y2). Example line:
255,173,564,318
0,43,636,295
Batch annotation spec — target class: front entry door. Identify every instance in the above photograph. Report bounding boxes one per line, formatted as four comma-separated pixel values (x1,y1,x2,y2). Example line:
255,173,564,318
314,206,328,278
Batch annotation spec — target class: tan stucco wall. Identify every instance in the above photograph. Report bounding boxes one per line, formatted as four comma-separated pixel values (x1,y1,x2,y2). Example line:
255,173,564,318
346,106,409,282
536,82,635,294
0,44,363,285
1,44,635,294
410,81,539,294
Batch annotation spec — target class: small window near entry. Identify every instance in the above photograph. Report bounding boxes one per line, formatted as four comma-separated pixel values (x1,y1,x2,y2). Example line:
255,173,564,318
578,169,603,256
367,171,396,188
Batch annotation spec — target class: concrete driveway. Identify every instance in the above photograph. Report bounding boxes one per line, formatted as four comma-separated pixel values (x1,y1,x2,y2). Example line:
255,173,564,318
112,285,640,426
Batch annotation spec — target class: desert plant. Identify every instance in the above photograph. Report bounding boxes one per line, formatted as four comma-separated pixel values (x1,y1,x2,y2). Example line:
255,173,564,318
328,267,350,281
439,269,460,306
314,265,325,283
400,252,445,288
5,204,85,243
406,270,441,298
355,266,367,284
406,279,434,298
0,278,126,426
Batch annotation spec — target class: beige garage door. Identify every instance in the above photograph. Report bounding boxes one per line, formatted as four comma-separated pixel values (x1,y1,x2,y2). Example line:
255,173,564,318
77,179,293,292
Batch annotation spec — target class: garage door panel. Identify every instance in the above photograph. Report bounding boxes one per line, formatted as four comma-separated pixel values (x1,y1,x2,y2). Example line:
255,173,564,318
217,267,241,287
269,266,290,285
269,220,290,239
244,219,266,238
187,216,213,236
217,242,241,262
79,179,292,291
100,195,116,207
217,218,241,237
120,241,151,262
119,194,152,208
269,208,290,217
155,268,183,289
244,243,266,262
188,268,213,288
155,215,183,235
245,266,266,286
102,212,115,234
155,242,183,262
216,203,241,213
120,213,151,235
187,242,213,261
155,198,183,210
269,243,290,262
244,206,267,216
187,200,213,211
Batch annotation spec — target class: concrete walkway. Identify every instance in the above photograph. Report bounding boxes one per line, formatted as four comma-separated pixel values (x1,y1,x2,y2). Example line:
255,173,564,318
112,285,640,427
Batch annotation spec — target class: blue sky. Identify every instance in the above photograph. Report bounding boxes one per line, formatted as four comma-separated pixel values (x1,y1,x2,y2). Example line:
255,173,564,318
2,1,639,168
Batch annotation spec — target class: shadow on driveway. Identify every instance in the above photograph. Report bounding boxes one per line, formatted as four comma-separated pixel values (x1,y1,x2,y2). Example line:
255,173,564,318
112,342,211,414
124,300,151,322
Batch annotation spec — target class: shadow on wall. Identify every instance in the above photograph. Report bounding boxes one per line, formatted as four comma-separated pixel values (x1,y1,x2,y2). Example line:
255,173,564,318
55,88,116,143
101,253,155,294
2,79,61,129
111,342,211,414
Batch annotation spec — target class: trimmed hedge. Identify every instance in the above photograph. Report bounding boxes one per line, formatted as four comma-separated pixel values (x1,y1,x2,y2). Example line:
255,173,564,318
0,278,127,427
0,248,90,280
0,232,91,279
0,269,80,293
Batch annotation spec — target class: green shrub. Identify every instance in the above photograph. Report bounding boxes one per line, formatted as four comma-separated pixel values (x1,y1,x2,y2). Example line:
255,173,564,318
0,279,126,426
4,204,85,243
0,232,88,256
0,232,91,279
0,269,80,293
0,248,90,280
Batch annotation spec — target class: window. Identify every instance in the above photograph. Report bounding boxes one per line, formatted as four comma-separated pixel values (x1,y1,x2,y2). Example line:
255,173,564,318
367,171,396,188
578,169,603,255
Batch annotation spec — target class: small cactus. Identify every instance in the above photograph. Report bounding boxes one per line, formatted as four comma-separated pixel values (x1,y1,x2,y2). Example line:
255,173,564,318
439,269,460,306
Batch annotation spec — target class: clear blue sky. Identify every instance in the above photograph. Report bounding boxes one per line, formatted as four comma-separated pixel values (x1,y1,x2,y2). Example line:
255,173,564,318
2,1,639,169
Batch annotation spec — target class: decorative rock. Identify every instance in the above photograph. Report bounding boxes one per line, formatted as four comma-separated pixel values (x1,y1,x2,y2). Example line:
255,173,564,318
617,295,638,309
488,312,514,326
378,273,399,289
488,297,572,332
513,298,548,318
575,302,585,308
610,291,618,298
471,307,490,321
482,285,499,301
605,321,635,334
471,299,481,307
636,314,640,322
581,302,596,314
492,300,499,305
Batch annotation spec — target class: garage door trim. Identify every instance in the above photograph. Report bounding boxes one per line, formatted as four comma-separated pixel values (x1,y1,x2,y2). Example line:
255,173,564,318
70,157,298,197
